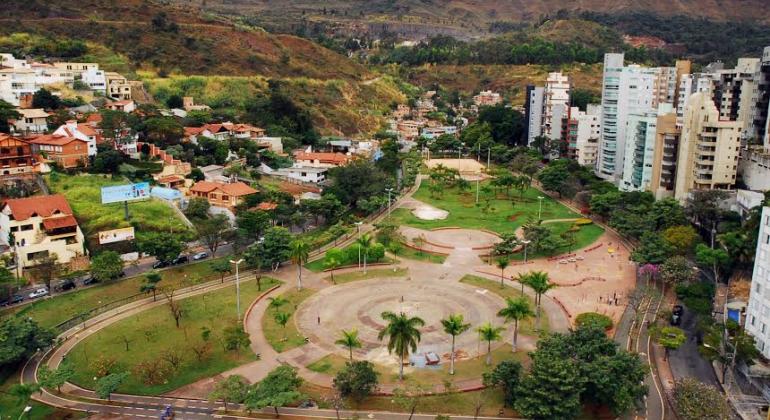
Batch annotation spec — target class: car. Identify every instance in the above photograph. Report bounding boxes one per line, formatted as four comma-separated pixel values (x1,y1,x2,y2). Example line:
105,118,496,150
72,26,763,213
28,288,48,299
59,280,76,291
83,277,99,285
152,260,170,269
671,304,684,326
9,294,23,304
192,252,209,261
172,255,189,265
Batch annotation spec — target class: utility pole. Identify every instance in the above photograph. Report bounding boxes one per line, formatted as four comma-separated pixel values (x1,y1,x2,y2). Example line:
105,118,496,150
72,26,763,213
230,259,244,323
386,188,394,218
475,178,480,204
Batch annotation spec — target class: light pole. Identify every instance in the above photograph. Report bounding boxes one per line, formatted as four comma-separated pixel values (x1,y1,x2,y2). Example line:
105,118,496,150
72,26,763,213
230,259,244,323
354,221,363,268
711,222,717,249
458,142,465,172
475,178,480,204
386,187,394,218
537,196,544,220
19,406,31,420
522,239,531,263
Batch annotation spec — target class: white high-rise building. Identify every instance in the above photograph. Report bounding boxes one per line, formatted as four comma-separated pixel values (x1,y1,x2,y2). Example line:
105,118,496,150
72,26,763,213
566,104,601,167
620,107,662,192
745,206,770,358
543,72,570,141
526,86,544,146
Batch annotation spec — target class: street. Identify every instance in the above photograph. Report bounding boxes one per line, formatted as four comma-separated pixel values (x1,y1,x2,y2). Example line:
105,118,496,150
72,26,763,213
667,307,720,388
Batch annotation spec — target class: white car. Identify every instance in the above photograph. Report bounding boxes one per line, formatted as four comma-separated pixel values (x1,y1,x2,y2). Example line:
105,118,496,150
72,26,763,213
192,252,209,261
28,288,48,299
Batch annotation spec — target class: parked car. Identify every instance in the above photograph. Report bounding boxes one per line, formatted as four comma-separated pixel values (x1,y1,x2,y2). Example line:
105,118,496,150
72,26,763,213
59,280,77,291
152,260,170,269
172,255,189,265
9,294,23,304
28,288,48,299
192,252,209,261
671,304,684,326
83,277,99,285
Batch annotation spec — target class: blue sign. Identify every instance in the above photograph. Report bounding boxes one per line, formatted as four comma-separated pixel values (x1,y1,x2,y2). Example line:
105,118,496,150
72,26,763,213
101,182,151,204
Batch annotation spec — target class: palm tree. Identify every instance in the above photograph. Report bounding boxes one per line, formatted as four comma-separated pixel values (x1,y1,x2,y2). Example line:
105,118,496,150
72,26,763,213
515,272,529,294
356,233,373,274
497,297,534,351
290,240,310,290
273,312,290,341
495,257,510,288
523,271,555,331
324,257,341,284
440,314,471,375
476,322,504,365
378,311,425,380
268,296,288,310
335,329,362,361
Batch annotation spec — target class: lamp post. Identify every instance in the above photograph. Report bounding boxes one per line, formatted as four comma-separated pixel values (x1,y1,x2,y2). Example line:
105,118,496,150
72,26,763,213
458,142,465,172
522,239,531,263
711,222,717,249
19,406,31,420
354,221,363,267
230,258,244,323
386,187,394,218
475,178,480,204
537,196,544,220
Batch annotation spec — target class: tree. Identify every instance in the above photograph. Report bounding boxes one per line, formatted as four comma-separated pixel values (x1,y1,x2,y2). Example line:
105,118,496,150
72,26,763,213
91,251,123,282
440,314,471,375
695,243,730,283
355,233,373,274
166,94,184,109
237,210,271,240
574,312,613,331
522,271,554,330
0,99,21,133
537,161,573,198
223,325,250,352
92,148,126,174
335,329,362,361
196,214,231,256
515,347,582,419
38,363,74,393
660,256,695,291
211,259,232,283
0,317,54,368
672,378,730,420
209,375,249,412
482,360,522,407
185,197,211,220
327,160,388,210
289,240,310,290
245,365,304,417
662,225,698,253
141,271,162,301
254,227,292,270
139,232,183,264
324,248,345,284
653,326,686,360
393,385,424,420
32,88,61,110
33,253,59,292
144,116,184,146
495,257,509,288
476,322,504,365
95,372,129,401
378,311,425,380
9,383,39,406
497,297,534,351
333,360,379,402
273,312,290,340
631,232,674,265
163,289,183,328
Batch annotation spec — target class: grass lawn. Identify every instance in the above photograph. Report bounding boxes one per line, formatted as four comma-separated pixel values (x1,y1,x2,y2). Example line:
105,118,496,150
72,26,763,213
67,277,280,395
507,222,605,261
393,245,447,264
0,366,79,420
460,275,549,336
326,267,408,284
3,257,229,330
305,243,394,273
262,287,317,353
307,344,527,386
390,181,579,235
46,172,193,242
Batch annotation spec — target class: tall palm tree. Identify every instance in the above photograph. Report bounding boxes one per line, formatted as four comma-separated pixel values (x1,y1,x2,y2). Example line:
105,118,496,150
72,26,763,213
515,272,529,294
476,322,504,366
378,311,425,380
335,329,362,361
273,311,290,341
495,257,510,288
523,271,555,331
441,314,471,375
356,233,373,274
289,240,310,290
497,297,534,351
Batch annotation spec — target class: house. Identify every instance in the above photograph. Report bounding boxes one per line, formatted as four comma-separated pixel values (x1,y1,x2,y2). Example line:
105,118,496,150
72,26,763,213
188,180,257,210
156,175,187,189
182,96,211,112
11,108,49,134
27,134,89,168
137,142,191,177
0,134,38,176
105,100,136,113
274,166,328,184
395,120,426,141
293,151,350,168
53,120,99,156
199,164,229,183
184,122,266,143
81,67,107,92
420,126,457,139
255,137,283,154
473,90,502,107
105,72,132,100
0,194,86,272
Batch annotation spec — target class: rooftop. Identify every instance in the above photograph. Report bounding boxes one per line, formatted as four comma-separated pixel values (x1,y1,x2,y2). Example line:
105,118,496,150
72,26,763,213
2,194,73,221
189,181,258,197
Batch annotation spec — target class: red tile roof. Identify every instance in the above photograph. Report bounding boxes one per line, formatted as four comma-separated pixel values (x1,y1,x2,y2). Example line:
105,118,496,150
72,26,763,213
294,152,349,165
255,202,278,211
42,215,78,230
85,113,102,124
27,134,86,146
190,181,257,197
3,194,73,221
77,123,98,136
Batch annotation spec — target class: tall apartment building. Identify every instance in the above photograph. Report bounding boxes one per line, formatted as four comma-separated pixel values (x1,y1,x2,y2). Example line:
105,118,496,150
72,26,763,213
543,72,571,142
673,92,742,201
566,105,601,166
745,206,770,358
711,58,762,141
596,53,658,182
620,105,675,191
648,111,680,199
526,86,545,146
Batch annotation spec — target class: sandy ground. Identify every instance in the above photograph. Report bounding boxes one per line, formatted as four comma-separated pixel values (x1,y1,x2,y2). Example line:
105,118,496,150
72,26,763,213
425,158,486,174
411,203,449,220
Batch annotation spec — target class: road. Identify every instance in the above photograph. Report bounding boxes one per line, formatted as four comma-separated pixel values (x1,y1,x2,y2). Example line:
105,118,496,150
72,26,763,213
667,307,720,388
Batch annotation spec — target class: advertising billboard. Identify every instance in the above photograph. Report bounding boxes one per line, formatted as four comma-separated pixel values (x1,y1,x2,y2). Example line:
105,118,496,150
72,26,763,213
101,182,150,204
98,227,136,245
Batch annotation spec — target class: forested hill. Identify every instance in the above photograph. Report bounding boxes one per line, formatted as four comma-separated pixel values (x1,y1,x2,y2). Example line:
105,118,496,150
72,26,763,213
0,0,370,80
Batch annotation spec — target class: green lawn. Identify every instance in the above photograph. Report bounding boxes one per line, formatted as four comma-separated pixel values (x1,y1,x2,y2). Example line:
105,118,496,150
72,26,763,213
46,172,194,243
262,287,317,353
305,244,393,273
460,275,549,335
0,366,78,420
507,222,605,261
394,245,447,264
390,182,580,235
3,257,229,330
66,277,280,395
326,267,409,284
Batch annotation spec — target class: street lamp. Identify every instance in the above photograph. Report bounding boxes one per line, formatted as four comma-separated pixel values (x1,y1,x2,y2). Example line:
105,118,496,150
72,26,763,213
386,187,394,218
230,259,244,323
19,405,31,420
458,142,465,172
522,239,531,263
537,196,544,220
354,221,363,267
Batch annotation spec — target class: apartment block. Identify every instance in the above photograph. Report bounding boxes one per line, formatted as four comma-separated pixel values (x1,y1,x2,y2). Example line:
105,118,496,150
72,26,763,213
620,108,662,192
649,111,680,199
566,105,601,167
526,86,544,146
746,206,770,358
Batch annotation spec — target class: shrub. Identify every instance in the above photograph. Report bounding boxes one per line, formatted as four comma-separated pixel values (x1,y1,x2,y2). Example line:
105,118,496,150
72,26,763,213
575,312,613,331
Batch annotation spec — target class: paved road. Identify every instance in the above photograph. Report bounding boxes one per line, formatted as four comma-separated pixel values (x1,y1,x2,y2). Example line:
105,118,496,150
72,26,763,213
668,308,720,388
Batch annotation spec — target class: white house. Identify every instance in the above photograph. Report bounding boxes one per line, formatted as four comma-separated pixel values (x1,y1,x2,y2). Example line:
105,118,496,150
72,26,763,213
12,108,49,134
274,166,328,184
53,120,99,156
81,67,107,92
